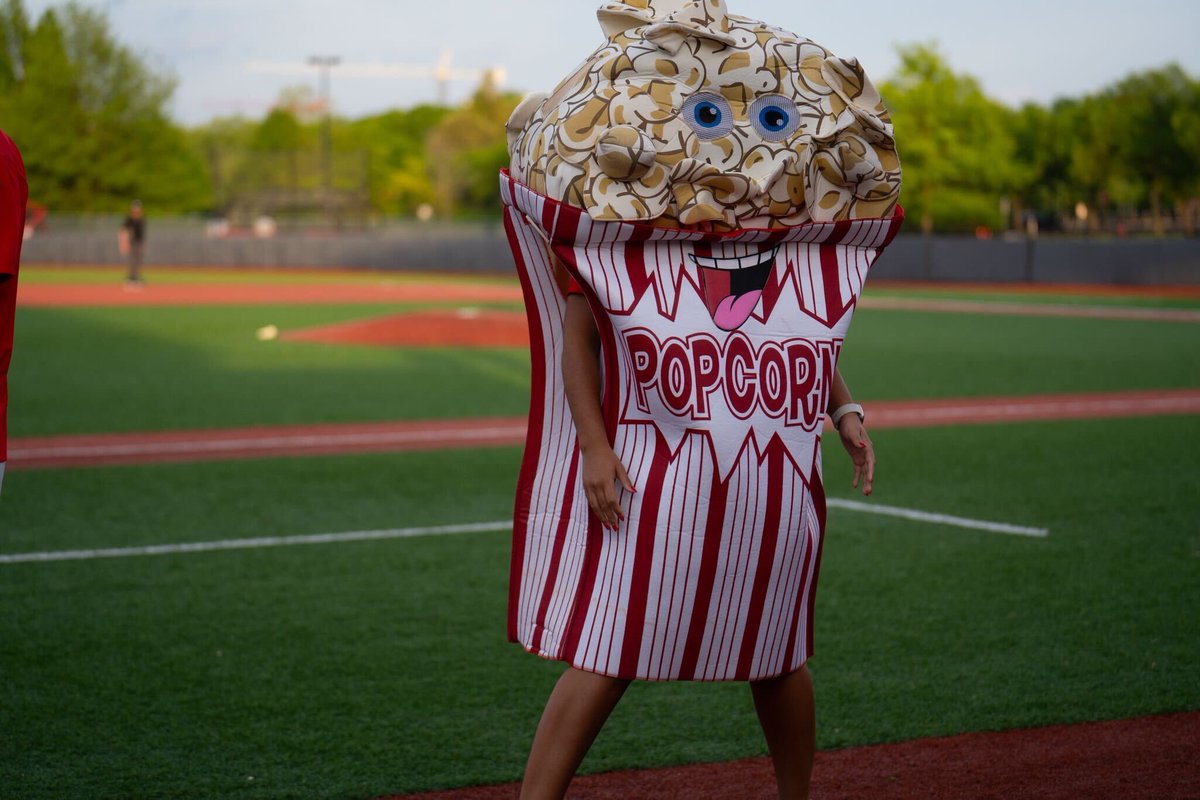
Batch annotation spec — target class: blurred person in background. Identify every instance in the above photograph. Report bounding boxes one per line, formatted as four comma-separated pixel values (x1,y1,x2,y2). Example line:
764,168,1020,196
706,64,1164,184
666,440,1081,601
119,200,146,286
0,128,27,492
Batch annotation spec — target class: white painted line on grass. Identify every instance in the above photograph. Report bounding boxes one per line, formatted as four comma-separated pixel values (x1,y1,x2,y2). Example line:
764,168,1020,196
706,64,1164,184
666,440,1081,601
1,501,1047,566
827,498,1049,538
0,521,512,564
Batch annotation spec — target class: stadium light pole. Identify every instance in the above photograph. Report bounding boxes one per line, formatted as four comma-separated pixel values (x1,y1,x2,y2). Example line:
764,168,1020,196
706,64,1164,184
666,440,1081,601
308,55,341,221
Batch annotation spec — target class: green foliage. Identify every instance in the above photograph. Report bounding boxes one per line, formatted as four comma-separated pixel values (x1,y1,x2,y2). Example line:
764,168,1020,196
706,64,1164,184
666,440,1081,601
3,2,1198,228
0,0,209,211
882,46,1200,234
881,44,1025,233
345,104,450,214
1088,65,1200,230
427,77,523,216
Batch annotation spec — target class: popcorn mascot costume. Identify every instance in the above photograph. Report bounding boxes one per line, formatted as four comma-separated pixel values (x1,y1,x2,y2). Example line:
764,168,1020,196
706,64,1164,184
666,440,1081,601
501,1,902,796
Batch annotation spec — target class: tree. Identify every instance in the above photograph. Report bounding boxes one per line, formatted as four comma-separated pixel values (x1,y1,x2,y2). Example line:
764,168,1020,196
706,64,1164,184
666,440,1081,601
0,0,209,211
880,44,1026,233
345,104,449,215
0,0,31,89
1084,65,1200,234
426,75,521,217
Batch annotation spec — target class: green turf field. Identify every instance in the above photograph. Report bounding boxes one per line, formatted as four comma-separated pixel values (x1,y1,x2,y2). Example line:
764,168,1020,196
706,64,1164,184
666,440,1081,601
17,263,518,288
2,271,1198,799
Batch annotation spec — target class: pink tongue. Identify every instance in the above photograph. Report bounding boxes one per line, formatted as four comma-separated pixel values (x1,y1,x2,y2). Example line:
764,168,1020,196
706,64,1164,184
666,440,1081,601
713,290,763,331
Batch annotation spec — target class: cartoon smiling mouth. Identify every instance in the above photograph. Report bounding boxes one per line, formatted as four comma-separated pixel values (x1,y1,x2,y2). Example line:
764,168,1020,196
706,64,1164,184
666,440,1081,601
691,245,780,331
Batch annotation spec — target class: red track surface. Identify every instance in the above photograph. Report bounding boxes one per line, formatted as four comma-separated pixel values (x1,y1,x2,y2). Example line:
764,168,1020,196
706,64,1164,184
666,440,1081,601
10,389,1200,471
283,308,531,348
390,712,1200,800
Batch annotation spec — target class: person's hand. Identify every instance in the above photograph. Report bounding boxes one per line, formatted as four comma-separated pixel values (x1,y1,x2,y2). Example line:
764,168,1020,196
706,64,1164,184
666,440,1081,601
836,414,875,496
581,446,635,530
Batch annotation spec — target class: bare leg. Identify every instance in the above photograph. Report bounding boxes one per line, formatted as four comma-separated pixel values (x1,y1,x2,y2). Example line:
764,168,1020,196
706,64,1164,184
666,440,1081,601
519,667,631,800
750,664,816,800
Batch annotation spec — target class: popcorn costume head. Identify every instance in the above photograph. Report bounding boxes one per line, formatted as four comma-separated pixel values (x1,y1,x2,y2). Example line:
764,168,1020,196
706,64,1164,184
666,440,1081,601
503,0,903,681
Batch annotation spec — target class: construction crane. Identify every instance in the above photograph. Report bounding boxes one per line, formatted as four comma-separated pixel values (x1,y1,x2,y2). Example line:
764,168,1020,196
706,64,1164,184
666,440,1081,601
247,50,507,106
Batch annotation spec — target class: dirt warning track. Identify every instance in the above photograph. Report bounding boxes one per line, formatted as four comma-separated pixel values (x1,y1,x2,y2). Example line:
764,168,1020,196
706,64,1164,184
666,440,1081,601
389,711,1200,800
10,388,1200,471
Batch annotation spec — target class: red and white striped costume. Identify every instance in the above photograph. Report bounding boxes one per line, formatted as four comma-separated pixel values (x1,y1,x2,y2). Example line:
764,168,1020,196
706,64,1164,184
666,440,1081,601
502,172,902,681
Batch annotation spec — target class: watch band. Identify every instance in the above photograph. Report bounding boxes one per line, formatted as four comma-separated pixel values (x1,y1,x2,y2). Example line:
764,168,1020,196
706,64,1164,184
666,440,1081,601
830,402,865,429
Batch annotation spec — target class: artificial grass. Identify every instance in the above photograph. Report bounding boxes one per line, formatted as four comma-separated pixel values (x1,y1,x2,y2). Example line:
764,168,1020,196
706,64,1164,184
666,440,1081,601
0,447,522,555
2,418,1198,799
11,301,1199,438
4,274,1198,797
10,304,530,436
17,263,519,288
865,284,1200,310
838,308,1200,400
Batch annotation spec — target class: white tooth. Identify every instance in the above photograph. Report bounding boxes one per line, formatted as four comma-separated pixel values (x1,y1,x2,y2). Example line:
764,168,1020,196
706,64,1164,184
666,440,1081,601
690,246,781,271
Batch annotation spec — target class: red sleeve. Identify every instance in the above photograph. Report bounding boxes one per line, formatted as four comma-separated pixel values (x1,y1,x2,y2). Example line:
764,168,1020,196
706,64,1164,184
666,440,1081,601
566,276,584,295
0,130,26,280
0,130,24,476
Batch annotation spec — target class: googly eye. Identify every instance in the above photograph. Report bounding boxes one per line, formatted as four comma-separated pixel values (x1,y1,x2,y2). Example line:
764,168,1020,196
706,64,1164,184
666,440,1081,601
749,95,801,142
695,101,723,127
681,92,734,140
759,106,789,132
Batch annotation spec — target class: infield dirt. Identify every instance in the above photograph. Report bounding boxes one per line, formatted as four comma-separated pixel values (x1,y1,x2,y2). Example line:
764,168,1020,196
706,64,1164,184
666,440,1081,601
388,711,1200,800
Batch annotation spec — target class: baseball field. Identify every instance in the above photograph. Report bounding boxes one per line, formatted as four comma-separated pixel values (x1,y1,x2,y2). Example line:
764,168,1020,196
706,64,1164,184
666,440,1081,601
1,264,1198,799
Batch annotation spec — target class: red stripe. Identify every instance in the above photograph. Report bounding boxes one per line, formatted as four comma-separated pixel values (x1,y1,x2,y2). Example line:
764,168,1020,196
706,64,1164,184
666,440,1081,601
616,446,669,677
558,243,642,664
552,203,583,247
581,242,665,678
505,208,549,642
530,445,581,654
622,242,653,312
803,465,828,659
734,443,785,678
676,465,731,680
825,218,855,245
819,244,849,325
781,484,815,672
881,206,905,246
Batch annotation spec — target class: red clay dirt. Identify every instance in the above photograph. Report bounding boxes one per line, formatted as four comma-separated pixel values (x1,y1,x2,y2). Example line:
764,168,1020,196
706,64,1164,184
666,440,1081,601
10,389,1200,471
389,711,1200,800
7,417,529,470
282,308,531,348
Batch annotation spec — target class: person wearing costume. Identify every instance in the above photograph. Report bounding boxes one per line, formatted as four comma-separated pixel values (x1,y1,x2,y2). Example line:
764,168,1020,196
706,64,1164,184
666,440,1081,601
0,129,27,492
501,2,902,797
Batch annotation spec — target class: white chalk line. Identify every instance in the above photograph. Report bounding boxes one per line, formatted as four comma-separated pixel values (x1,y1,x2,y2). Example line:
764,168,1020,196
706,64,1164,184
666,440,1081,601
827,498,1049,538
0,501,1047,566
0,521,512,564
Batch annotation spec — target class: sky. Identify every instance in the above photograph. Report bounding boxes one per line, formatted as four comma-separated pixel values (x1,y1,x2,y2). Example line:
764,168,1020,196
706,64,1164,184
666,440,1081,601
22,0,1200,125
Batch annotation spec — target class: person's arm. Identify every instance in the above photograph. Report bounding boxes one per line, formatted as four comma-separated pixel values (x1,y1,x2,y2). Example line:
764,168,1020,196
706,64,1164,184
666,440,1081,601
828,368,875,496
562,293,634,529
